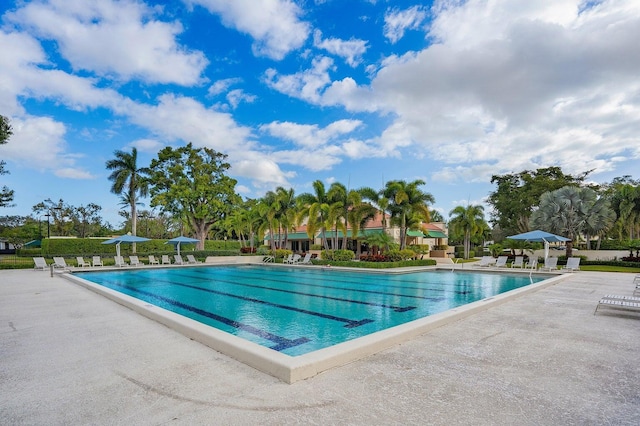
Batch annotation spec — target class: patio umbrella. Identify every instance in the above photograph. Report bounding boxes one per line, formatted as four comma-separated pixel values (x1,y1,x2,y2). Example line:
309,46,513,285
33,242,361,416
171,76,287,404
102,234,151,258
165,236,200,256
506,230,570,260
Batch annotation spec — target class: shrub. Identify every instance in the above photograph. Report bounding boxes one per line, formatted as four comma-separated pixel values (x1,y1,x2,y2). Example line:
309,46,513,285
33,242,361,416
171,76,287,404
399,249,416,260
256,246,271,255
275,249,292,259
323,249,355,261
240,247,256,253
310,244,323,250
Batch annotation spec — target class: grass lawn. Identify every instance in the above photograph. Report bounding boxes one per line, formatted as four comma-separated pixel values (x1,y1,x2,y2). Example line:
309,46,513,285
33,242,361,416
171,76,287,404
580,265,640,273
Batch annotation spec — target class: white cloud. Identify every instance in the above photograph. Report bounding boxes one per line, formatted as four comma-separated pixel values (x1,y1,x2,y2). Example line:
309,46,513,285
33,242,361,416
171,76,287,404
232,154,296,189
264,56,335,103
226,89,257,109
8,0,207,85
128,138,164,153
313,29,368,67
0,115,94,179
187,0,310,60
124,94,254,153
283,0,640,185
383,5,427,43
260,119,362,148
208,77,243,96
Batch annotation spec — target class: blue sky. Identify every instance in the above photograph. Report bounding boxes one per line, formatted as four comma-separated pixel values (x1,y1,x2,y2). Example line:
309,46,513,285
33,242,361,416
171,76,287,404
1,0,639,227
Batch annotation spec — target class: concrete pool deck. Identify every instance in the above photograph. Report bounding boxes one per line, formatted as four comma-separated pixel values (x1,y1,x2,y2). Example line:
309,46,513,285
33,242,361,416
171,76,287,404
1,269,639,424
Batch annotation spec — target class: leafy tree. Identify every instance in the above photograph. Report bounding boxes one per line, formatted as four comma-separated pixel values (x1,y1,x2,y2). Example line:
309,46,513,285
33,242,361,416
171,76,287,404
488,167,590,234
604,176,640,240
298,180,331,250
32,199,72,237
71,203,103,238
383,179,434,249
148,143,240,249
0,215,39,248
530,186,615,257
448,204,486,259
106,148,150,250
0,115,14,207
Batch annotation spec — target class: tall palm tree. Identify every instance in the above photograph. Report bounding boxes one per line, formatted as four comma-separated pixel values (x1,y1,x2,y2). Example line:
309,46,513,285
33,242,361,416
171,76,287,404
530,186,615,257
359,186,389,231
383,179,434,249
106,148,150,252
298,180,331,249
448,204,486,259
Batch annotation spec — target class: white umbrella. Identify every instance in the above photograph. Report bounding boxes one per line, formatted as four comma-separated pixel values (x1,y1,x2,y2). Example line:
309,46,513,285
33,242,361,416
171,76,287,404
506,230,570,260
165,236,200,256
102,235,151,258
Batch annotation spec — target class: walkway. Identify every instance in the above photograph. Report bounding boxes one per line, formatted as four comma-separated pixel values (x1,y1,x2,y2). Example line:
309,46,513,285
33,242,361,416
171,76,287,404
1,269,639,425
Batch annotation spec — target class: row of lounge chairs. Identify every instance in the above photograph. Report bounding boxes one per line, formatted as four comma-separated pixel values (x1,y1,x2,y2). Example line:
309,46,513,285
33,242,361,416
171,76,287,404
594,275,640,316
33,254,202,270
473,255,581,271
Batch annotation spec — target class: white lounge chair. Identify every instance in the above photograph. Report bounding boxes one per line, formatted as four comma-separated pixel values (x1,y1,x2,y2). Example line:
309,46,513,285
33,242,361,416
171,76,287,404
262,255,275,263
148,255,160,265
290,254,301,264
33,257,48,271
53,257,71,270
562,257,581,272
494,256,508,268
92,256,103,267
186,254,201,264
473,256,495,267
297,253,312,265
283,254,294,264
526,258,538,269
76,257,91,267
174,254,185,265
595,294,640,315
511,256,524,268
162,255,171,265
129,255,143,266
541,257,558,271
114,256,127,267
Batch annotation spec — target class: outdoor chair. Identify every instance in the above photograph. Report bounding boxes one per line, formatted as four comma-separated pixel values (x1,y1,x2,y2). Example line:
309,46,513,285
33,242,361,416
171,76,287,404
526,258,538,269
174,254,185,265
148,255,160,265
92,256,103,267
33,257,48,271
53,257,71,270
595,294,640,315
186,254,201,264
129,256,143,266
162,255,171,265
76,257,91,267
511,256,524,268
562,257,581,272
283,254,294,264
494,256,508,268
541,257,558,271
262,255,275,263
114,256,127,267
473,256,495,267
297,253,312,265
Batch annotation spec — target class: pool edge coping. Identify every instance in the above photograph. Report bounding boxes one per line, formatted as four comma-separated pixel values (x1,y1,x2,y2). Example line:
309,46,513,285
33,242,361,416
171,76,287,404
62,266,571,383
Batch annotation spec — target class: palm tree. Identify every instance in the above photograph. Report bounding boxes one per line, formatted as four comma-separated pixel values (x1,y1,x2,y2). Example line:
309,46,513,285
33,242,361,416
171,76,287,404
383,180,434,249
106,148,149,252
448,204,486,259
359,186,389,231
298,180,331,250
530,186,615,257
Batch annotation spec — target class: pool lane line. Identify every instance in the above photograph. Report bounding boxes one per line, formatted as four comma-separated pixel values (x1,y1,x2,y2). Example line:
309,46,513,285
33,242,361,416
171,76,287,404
225,266,473,295
237,265,478,288
190,268,450,302
101,280,310,352
137,276,375,329
170,271,418,313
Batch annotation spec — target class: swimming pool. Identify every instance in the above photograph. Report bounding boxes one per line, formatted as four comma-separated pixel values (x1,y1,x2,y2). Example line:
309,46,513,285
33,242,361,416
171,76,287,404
74,265,548,358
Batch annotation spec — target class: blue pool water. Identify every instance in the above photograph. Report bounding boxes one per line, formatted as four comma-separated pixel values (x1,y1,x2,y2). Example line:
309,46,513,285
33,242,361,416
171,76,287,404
75,265,545,356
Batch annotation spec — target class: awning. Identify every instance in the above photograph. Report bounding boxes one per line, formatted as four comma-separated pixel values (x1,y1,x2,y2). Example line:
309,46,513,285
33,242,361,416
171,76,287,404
406,230,426,237
424,230,448,238
265,232,312,240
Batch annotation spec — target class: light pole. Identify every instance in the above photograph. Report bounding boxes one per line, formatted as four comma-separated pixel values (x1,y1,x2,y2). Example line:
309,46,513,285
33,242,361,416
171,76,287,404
45,213,51,238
